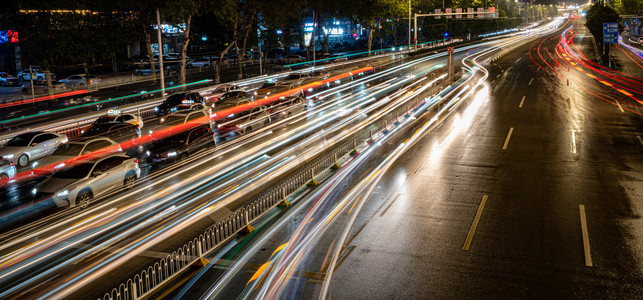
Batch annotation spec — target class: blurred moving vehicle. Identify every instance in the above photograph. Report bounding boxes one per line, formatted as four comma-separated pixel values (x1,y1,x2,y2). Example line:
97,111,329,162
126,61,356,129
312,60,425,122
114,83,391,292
215,91,253,105
36,137,120,173
146,125,215,164
59,74,101,89
80,123,141,144
254,83,302,100
33,153,140,208
155,92,205,117
0,159,17,186
281,73,310,85
154,110,211,133
204,84,241,103
17,68,55,81
83,110,144,133
268,96,307,122
277,55,305,64
0,131,68,167
0,72,19,87
173,100,212,115
21,80,67,95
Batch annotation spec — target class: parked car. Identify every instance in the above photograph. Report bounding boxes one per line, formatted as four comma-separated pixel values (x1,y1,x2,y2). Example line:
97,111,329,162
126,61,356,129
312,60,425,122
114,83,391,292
80,123,141,144
278,55,305,64
153,110,211,134
17,68,55,81
186,58,211,68
155,92,205,117
59,74,101,89
32,153,140,208
0,159,17,186
82,110,144,134
134,64,161,76
36,137,120,173
146,125,215,164
21,80,67,95
0,72,19,87
0,131,68,167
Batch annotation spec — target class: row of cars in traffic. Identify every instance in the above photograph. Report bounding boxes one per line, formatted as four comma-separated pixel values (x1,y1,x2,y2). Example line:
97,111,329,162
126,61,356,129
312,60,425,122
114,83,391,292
0,67,359,209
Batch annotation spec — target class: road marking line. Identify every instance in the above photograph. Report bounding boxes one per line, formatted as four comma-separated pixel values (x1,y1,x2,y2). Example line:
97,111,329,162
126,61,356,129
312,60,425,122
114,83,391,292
615,101,624,113
571,131,577,154
637,135,643,147
519,96,526,108
528,78,534,85
491,80,496,84
579,205,593,267
496,74,501,78
502,127,514,150
463,195,488,251
380,193,401,217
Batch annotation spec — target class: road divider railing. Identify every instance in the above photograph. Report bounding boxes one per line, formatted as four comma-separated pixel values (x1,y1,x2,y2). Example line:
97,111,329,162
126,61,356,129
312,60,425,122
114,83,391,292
0,50,396,145
98,67,469,300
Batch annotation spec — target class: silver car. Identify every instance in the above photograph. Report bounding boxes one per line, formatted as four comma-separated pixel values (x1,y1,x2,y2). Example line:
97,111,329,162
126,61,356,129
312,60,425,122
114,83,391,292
0,159,17,186
36,137,120,173
33,153,141,208
0,131,68,167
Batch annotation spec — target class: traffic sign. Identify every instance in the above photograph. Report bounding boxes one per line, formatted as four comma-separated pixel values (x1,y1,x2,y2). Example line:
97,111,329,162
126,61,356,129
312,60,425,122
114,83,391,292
603,22,618,44
447,47,454,54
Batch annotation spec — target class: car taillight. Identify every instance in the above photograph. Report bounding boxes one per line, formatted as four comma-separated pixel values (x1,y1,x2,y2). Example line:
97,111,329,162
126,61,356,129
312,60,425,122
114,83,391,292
134,159,139,163
9,162,14,166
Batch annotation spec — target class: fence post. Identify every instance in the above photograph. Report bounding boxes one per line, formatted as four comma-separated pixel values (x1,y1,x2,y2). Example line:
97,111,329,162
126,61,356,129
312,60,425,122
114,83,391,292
308,167,318,186
279,186,290,207
131,282,138,300
331,152,340,169
242,209,255,233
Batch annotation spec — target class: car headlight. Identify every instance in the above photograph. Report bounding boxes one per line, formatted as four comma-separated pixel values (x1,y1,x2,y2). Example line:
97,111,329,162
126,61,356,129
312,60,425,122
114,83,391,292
55,163,65,169
154,107,159,111
146,150,150,156
3,154,14,159
32,161,38,168
148,130,153,135
56,190,70,197
167,152,177,157
32,188,37,195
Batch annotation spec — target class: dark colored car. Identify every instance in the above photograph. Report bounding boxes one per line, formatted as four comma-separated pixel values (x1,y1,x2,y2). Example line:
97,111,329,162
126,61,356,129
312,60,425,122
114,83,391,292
146,125,215,164
80,122,141,144
155,92,204,117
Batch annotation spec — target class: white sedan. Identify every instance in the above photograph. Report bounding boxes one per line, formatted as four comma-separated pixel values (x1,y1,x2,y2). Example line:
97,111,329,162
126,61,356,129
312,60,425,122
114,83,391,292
0,131,68,167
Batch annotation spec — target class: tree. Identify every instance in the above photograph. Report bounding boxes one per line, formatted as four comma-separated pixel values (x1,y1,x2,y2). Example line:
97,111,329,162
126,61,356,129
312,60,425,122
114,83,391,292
585,3,620,46
163,0,205,88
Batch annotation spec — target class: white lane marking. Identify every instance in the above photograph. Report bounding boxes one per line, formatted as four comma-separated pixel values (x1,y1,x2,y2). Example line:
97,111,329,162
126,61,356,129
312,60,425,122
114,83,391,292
491,80,496,84
637,135,643,147
502,127,514,150
579,205,593,267
615,101,625,113
519,96,526,108
496,74,501,79
463,195,488,251
528,78,534,85
571,131,577,154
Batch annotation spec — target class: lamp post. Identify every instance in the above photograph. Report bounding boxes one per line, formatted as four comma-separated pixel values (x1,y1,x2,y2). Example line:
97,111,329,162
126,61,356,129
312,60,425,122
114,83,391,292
408,0,411,53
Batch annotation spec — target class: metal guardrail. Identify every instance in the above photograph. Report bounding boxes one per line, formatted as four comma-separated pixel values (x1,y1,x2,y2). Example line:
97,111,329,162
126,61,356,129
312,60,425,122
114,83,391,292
98,70,462,300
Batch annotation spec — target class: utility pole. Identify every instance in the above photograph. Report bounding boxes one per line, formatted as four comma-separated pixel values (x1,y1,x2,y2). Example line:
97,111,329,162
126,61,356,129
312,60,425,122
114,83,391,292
408,0,411,52
156,8,165,97
312,10,316,69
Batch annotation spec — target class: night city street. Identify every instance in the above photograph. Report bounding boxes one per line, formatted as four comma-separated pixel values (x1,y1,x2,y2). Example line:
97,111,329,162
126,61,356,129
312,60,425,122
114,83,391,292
0,1,641,299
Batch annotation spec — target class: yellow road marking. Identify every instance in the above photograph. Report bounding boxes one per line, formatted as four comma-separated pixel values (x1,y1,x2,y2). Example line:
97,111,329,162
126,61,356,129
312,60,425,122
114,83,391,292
463,195,488,251
579,205,593,267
